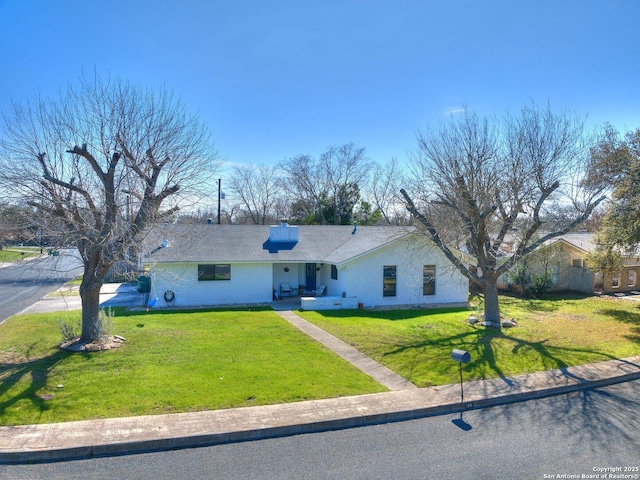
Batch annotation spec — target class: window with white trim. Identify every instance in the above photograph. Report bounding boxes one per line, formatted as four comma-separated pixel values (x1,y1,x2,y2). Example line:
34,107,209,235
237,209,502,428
423,265,436,295
331,265,338,280
383,266,396,297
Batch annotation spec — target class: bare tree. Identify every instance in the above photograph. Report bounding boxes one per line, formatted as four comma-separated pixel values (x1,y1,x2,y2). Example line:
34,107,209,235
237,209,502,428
0,74,220,344
320,144,372,224
402,104,606,325
279,154,325,222
0,203,36,247
228,164,282,224
279,143,372,224
370,158,408,225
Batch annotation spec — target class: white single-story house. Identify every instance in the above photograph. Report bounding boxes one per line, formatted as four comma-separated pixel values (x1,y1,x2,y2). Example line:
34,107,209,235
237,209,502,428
141,222,469,310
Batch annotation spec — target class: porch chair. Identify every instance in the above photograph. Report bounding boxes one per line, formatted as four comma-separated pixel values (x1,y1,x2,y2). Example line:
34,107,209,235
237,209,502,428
280,283,293,297
313,285,326,296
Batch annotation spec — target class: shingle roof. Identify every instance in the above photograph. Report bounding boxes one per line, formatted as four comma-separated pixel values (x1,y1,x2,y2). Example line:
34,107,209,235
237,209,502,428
547,233,595,252
144,224,417,265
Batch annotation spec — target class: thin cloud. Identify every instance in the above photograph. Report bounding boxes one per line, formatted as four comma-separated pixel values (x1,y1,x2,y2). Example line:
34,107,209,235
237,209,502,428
442,106,467,116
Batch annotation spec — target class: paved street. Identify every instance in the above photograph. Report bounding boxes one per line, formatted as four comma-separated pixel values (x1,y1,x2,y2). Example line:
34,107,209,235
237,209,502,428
0,252,83,323
2,380,638,480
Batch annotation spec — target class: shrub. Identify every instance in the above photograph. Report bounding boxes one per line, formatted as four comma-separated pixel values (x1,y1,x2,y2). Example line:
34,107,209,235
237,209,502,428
59,308,114,343
98,308,114,338
59,318,81,342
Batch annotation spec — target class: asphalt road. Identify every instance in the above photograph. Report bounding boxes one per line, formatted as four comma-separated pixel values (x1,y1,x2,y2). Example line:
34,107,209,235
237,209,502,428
2,380,638,480
0,251,83,323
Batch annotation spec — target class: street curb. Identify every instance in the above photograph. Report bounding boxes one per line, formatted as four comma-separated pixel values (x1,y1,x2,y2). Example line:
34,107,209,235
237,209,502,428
2,366,639,464
462,367,640,410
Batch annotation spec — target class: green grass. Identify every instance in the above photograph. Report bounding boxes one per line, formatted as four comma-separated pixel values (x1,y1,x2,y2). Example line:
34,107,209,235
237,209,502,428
0,308,386,426
45,276,83,297
0,248,38,262
3,293,639,426
65,275,83,286
296,293,640,388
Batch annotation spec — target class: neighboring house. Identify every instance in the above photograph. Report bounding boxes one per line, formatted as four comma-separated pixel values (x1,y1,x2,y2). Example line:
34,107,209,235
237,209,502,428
498,233,640,295
141,222,469,310
594,256,640,295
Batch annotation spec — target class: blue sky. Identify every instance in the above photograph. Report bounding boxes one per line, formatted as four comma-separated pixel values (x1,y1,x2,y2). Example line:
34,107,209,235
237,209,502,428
1,0,639,171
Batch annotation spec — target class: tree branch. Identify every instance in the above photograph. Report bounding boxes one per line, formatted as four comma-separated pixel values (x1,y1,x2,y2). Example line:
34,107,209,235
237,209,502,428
500,194,607,276
401,189,478,283
66,144,106,185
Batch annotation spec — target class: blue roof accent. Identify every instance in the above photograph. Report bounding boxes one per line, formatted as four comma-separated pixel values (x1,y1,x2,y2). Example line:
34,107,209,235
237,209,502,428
263,239,298,253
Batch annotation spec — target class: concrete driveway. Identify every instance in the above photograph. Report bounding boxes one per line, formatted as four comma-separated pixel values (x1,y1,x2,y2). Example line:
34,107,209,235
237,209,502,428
21,282,145,314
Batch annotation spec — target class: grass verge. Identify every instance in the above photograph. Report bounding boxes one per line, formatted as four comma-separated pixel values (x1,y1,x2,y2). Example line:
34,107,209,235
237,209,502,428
0,248,38,262
45,276,83,297
0,308,386,426
296,293,640,387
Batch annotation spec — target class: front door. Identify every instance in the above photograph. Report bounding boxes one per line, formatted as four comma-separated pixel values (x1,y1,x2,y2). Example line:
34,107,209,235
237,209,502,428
305,263,317,292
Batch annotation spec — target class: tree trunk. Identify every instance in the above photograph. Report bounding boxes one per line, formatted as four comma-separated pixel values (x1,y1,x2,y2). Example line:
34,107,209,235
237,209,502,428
482,281,501,327
79,276,104,343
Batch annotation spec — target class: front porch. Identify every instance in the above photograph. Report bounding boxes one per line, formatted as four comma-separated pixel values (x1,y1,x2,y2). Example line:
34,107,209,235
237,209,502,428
272,262,325,300
300,295,359,310
270,296,302,311
271,295,360,311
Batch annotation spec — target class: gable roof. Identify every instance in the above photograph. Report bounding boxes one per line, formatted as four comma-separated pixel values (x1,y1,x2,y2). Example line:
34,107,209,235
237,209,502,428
546,233,595,253
143,224,418,265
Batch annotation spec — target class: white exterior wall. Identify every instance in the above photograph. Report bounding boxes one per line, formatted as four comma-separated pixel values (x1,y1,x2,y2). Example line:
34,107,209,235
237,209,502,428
272,263,304,296
325,265,348,298
149,262,272,307
338,239,468,308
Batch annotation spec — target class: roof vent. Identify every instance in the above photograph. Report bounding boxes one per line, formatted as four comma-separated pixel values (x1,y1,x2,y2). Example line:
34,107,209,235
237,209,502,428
352,221,357,235
150,240,169,255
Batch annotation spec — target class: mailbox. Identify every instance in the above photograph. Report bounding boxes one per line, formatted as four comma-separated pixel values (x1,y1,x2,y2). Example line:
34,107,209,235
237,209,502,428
451,349,471,363
451,349,471,404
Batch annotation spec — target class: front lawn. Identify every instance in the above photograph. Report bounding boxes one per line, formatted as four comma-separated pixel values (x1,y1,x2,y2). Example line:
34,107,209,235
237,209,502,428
296,293,640,387
2,294,638,427
0,308,386,426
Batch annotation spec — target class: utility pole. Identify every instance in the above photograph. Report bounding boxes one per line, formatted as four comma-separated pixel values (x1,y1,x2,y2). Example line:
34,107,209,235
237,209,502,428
217,178,221,224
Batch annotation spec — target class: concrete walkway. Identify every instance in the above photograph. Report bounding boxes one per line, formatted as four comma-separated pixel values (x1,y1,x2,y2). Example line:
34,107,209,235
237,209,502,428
1,286,640,463
276,310,417,391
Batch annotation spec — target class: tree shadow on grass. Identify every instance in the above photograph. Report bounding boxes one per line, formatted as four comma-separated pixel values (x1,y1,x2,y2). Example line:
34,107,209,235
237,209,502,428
597,307,640,325
596,307,640,344
381,326,625,386
499,291,595,314
300,299,639,385
0,348,72,421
